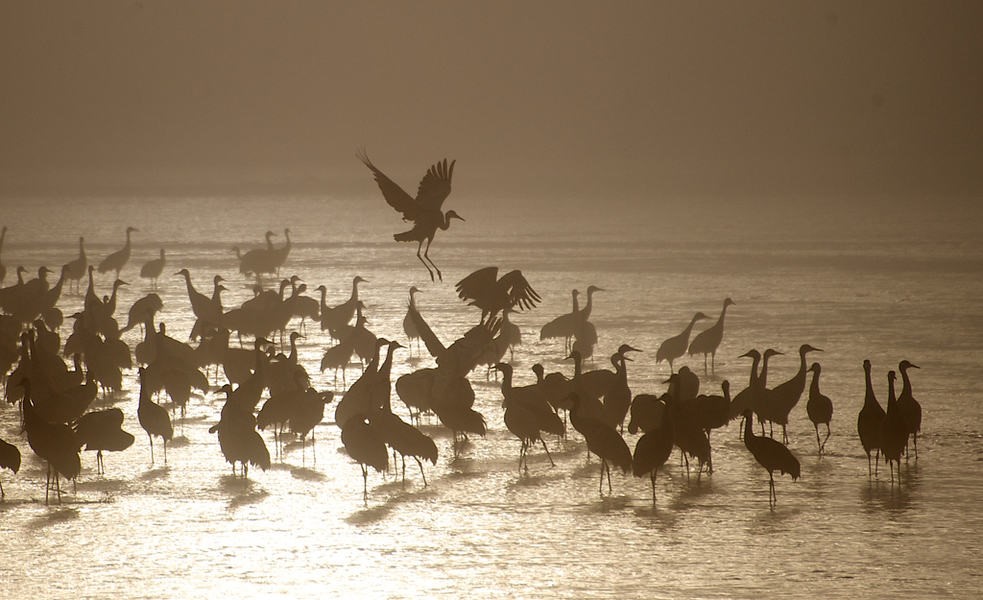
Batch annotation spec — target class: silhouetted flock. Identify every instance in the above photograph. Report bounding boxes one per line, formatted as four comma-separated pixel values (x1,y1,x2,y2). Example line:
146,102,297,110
0,158,924,508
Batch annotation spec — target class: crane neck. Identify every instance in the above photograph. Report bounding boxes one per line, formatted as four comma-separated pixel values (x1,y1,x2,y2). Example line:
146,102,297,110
716,301,730,327
747,354,761,386
887,375,897,410
759,353,776,388
863,365,877,407
899,367,913,399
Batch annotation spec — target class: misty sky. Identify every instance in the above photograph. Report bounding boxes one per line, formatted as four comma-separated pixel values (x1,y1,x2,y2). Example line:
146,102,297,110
1,1,981,204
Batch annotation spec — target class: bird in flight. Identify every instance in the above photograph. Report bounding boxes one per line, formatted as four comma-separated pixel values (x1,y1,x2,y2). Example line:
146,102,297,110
357,150,464,282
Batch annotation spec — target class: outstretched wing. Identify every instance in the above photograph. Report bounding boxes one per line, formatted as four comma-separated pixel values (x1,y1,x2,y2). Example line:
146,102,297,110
416,158,455,210
501,270,542,312
356,150,422,220
454,266,499,306
407,301,446,358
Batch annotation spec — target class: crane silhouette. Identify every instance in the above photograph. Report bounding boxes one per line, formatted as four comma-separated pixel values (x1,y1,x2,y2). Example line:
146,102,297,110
64,236,87,294
632,397,674,504
341,415,388,500
881,370,908,485
140,248,166,290
98,226,137,278
688,297,735,374
742,409,799,508
897,360,922,460
402,286,423,355
656,311,710,373
570,393,632,495
74,408,135,474
210,399,271,479
357,150,463,282
857,359,885,477
136,367,173,465
758,343,822,443
806,363,832,455
454,266,541,324
494,362,555,473
22,379,82,504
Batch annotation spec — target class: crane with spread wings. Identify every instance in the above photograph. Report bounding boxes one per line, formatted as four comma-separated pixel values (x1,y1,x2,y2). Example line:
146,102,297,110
455,266,541,325
357,150,464,282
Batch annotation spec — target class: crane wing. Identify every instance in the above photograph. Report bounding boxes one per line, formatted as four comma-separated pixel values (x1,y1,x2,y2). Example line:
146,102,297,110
407,301,446,358
356,150,422,220
454,266,499,305
439,317,500,375
501,270,542,312
416,158,455,210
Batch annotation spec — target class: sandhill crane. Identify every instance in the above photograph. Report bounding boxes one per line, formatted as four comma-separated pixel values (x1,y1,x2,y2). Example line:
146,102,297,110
233,230,278,280
570,393,632,495
656,311,710,373
289,388,333,463
369,341,439,485
897,360,922,460
402,286,423,355
627,393,667,435
358,150,463,282
176,268,224,335
632,398,674,504
333,338,389,428
22,380,82,504
210,400,271,479
806,363,832,455
688,297,734,374
120,293,164,335
455,266,541,324
881,370,908,484
74,408,135,474
857,359,885,477
270,228,291,275
742,409,800,508
495,362,554,473
140,248,166,290
540,289,579,351
665,373,711,477
341,415,388,499
758,343,822,443
0,436,21,498
729,349,761,423
136,367,173,465
691,380,731,473
601,345,642,432
319,276,367,342
98,226,137,278
64,236,87,294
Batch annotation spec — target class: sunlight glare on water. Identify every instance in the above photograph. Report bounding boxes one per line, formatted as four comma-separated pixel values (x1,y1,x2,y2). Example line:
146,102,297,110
1,196,982,598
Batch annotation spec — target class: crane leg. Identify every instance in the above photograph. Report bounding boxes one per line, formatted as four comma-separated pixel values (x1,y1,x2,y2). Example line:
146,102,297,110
422,237,442,282
416,240,436,282
540,438,555,467
650,471,657,505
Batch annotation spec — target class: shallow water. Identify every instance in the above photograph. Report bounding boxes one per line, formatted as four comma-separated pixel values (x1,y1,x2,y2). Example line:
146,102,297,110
1,195,982,598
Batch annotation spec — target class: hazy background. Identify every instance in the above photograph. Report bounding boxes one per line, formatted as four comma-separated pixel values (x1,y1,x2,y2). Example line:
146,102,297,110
1,1,981,224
